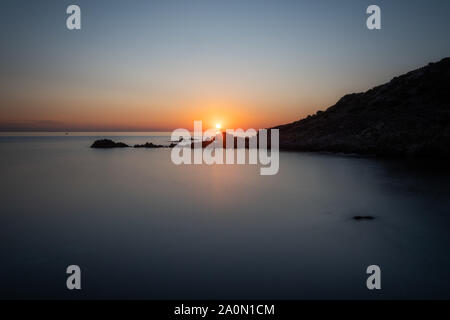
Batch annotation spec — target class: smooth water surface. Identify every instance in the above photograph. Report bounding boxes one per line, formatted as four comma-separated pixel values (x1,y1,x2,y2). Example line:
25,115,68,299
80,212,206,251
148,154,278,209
1,134,450,299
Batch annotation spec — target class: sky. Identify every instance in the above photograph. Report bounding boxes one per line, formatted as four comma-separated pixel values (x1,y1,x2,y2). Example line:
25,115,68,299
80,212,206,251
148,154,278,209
0,0,449,131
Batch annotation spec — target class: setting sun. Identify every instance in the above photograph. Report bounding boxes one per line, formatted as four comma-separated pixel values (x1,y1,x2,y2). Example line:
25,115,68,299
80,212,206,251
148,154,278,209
216,123,221,129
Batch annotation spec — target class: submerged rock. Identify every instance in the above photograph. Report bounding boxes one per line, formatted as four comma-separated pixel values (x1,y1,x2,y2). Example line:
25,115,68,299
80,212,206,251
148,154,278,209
91,139,129,148
353,216,375,221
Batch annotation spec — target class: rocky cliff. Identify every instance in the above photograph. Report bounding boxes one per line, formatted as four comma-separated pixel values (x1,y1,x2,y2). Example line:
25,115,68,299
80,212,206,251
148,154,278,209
274,58,450,156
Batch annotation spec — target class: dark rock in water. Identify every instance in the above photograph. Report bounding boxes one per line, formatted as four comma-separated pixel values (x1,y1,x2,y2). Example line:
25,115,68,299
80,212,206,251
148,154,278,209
91,139,129,148
187,131,271,149
91,140,175,149
134,142,164,148
134,142,177,148
273,57,450,157
190,139,215,149
353,216,374,221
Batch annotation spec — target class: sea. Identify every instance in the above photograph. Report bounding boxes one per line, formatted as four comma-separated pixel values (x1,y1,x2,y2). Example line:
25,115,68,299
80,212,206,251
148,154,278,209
1,132,450,299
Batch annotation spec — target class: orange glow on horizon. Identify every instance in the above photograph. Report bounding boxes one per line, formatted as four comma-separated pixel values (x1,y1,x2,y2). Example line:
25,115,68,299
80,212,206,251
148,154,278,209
0,90,316,131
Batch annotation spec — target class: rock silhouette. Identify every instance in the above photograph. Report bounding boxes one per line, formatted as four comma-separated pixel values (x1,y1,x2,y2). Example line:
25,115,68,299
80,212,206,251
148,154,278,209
91,139,129,148
134,142,176,148
188,131,270,149
91,139,178,149
274,57,450,156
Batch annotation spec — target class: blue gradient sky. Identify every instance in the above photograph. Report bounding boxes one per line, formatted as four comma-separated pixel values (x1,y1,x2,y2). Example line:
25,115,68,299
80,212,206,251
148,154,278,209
1,0,449,131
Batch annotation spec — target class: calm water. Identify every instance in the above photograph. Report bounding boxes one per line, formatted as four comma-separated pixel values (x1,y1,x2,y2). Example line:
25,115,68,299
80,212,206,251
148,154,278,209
1,133,450,299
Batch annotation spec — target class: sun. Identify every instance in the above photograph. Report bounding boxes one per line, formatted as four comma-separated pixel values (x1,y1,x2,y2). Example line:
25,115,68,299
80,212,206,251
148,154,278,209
215,123,221,129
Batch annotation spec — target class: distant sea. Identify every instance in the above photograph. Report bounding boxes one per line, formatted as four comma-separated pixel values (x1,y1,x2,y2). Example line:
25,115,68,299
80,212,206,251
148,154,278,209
1,132,450,299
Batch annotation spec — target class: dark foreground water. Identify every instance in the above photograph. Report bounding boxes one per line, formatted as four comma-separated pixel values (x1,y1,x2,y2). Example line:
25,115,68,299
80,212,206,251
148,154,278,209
1,133,450,299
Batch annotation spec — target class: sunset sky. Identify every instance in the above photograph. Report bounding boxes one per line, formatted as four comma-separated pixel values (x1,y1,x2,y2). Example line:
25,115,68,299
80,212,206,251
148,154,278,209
1,0,450,131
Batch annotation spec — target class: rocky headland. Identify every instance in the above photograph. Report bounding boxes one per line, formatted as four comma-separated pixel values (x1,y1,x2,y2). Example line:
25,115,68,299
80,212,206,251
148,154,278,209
273,58,450,157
